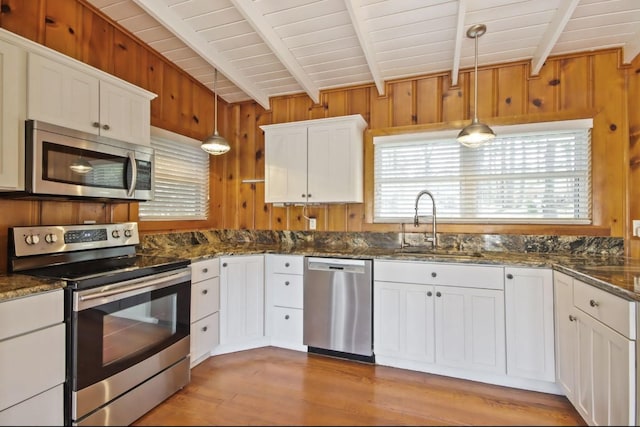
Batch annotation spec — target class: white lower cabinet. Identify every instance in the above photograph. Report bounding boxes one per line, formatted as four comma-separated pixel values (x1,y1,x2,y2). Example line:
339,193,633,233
265,254,305,351
504,267,556,383
554,270,636,426
215,255,267,355
0,289,65,426
190,258,220,368
374,260,506,381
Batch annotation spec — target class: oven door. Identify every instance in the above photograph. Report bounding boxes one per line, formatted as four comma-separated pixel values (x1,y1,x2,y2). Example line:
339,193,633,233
26,120,154,201
70,269,190,394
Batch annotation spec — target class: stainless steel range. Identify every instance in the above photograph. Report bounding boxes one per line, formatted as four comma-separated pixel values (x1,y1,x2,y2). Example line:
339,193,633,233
8,222,191,426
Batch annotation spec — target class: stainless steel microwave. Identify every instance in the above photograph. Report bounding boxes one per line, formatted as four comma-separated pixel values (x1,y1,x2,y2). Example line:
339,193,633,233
23,120,154,201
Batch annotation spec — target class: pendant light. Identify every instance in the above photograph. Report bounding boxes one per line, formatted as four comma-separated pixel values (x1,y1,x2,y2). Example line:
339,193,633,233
457,24,495,148
201,68,231,155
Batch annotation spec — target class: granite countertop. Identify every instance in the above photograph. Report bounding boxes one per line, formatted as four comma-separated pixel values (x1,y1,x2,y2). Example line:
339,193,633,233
140,242,640,302
3,242,640,303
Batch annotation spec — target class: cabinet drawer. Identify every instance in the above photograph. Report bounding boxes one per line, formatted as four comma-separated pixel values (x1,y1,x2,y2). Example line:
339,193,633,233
269,255,303,275
573,280,636,339
191,277,220,322
0,323,65,412
272,306,303,344
0,384,63,426
272,274,303,309
0,290,62,341
191,258,219,283
191,312,219,366
375,260,504,290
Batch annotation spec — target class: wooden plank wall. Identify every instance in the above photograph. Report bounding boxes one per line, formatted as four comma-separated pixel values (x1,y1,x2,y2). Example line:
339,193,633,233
0,0,638,269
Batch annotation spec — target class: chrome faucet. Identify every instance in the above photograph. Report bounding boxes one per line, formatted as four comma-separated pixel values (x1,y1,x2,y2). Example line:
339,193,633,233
414,190,437,248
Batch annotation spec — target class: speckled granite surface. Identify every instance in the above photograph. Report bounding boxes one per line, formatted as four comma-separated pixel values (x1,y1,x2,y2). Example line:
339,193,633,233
2,229,634,303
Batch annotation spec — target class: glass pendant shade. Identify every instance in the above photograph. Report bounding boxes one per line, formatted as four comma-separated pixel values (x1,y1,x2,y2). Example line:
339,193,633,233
457,24,495,148
201,68,230,155
201,131,230,155
69,157,93,174
457,118,496,148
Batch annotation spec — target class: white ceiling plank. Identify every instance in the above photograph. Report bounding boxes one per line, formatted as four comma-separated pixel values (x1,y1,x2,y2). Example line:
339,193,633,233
344,0,385,95
230,0,320,104
624,26,640,63
131,0,271,109
530,0,580,76
451,0,467,86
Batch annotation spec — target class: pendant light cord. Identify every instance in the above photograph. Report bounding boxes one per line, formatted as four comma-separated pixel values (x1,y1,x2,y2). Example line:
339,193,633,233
473,33,479,122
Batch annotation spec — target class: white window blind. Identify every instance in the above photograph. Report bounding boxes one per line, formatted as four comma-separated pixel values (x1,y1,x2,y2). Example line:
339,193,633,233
139,127,209,221
374,119,592,224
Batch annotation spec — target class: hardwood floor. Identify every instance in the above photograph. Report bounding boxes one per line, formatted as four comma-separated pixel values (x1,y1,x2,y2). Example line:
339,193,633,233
133,347,585,426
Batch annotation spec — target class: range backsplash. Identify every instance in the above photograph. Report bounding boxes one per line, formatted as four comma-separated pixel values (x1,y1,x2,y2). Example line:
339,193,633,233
139,230,624,258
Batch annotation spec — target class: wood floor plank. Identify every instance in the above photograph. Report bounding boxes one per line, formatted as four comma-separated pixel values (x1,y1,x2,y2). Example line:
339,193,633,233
132,347,585,426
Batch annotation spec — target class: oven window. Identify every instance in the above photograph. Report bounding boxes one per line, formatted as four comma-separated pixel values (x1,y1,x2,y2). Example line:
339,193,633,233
73,280,190,390
103,293,177,366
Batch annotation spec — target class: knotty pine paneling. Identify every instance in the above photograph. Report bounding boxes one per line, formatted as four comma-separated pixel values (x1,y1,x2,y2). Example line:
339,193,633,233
0,0,638,263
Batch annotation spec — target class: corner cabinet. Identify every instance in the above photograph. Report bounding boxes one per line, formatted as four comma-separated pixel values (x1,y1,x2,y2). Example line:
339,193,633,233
214,255,268,355
554,270,636,426
27,52,156,145
261,114,367,204
0,290,65,426
190,258,220,368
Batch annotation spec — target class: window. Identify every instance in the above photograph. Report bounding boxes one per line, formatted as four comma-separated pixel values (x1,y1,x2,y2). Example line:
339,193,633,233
138,127,209,221
373,119,592,224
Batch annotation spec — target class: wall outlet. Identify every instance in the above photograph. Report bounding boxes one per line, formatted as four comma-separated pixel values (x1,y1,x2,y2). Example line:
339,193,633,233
634,220,640,237
309,217,317,230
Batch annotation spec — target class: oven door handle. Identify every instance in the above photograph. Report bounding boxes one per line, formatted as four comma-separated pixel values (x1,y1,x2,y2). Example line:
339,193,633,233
75,269,190,311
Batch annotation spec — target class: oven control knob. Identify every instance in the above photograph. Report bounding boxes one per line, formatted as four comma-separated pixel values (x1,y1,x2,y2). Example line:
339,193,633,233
124,229,132,238
112,230,120,239
25,234,40,245
44,233,58,244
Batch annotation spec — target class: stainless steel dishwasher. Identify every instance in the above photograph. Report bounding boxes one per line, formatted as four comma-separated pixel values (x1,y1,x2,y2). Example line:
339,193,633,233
303,257,374,362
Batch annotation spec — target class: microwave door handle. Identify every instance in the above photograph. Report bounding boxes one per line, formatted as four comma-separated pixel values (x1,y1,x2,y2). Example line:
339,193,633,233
127,151,137,197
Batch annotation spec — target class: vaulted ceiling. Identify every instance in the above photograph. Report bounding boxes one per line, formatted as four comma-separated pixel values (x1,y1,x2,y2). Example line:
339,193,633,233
86,0,640,110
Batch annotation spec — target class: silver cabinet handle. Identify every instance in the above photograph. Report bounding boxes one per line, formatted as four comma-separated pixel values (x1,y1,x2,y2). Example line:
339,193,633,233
285,281,290,286
436,291,442,297
202,326,208,332
427,291,432,297
102,124,110,130
202,268,208,273
222,262,228,267
92,122,100,128
431,272,437,278
285,315,290,320
506,273,514,279
285,262,290,267
202,289,208,295
569,314,576,322
590,299,599,307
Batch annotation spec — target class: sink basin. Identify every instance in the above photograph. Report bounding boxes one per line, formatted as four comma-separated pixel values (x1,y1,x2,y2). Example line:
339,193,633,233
393,248,484,258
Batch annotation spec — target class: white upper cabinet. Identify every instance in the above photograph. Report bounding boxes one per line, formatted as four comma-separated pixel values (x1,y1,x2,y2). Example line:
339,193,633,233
27,52,155,145
0,34,27,191
262,114,367,204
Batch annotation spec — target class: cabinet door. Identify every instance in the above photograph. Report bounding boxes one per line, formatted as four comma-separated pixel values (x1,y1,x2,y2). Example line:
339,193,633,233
307,121,363,203
0,38,26,191
27,52,100,134
435,286,505,374
374,281,435,363
99,80,150,145
575,308,635,426
505,267,555,382
219,255,265,345
553,272,577,402
264,126,307,203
